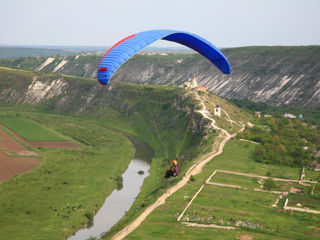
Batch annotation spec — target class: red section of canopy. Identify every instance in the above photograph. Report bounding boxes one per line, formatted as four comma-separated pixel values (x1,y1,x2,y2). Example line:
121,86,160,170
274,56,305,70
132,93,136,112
104,33,136,58
98,67,107,71
97,33,137,85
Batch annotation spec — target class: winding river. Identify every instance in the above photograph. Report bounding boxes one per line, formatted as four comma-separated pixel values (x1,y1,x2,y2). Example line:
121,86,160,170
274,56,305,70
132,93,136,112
68,134,154,240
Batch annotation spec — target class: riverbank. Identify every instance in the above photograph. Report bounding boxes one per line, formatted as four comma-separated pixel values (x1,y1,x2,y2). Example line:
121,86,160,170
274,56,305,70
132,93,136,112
0,111,135,240
68,134,154,240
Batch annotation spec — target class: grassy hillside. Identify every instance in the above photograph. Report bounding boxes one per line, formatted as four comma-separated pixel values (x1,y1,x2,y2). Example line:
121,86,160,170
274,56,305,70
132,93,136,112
0,67,207,162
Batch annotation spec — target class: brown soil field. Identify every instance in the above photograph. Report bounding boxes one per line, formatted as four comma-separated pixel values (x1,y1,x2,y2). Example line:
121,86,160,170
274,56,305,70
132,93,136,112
0,127,26,151
0,152,40,180
0,128,40,180
0,123,78,181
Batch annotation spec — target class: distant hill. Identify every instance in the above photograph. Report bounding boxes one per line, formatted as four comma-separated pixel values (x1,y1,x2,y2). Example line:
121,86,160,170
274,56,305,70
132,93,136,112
0,47,81,58
0,46,319,108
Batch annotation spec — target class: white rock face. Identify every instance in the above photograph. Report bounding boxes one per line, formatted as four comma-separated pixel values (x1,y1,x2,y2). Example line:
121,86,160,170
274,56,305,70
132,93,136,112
35,57,55,71
53,60,68,72
25,78,67,103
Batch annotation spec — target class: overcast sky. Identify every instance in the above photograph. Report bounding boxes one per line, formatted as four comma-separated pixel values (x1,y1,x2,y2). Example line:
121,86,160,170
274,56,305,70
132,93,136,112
1,0,319,48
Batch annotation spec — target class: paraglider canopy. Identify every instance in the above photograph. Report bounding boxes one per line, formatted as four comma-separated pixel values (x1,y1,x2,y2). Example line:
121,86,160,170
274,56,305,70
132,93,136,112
97,30,230,85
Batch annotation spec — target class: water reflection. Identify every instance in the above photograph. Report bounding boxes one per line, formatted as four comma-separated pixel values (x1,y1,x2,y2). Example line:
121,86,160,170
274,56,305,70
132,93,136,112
68,158,150,240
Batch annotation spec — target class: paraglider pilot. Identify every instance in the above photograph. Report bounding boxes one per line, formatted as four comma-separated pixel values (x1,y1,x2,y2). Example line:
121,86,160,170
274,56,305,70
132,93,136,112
165,158,179,178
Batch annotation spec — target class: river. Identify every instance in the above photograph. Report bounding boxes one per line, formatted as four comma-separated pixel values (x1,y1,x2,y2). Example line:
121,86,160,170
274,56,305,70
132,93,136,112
68,134,154,240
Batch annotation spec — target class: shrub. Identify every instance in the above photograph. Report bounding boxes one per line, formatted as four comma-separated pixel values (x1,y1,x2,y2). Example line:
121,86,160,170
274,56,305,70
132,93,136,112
84,211,93,220
116,175,123,190
190,175,195,182
264,178,276,190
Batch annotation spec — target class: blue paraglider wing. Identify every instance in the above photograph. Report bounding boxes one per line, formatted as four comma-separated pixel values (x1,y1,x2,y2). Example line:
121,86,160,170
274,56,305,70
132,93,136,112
97,30,230,85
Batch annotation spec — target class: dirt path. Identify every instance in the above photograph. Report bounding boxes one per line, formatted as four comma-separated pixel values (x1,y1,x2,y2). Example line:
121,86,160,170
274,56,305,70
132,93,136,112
216,169,317,184
283,198,320,214
239,139,261,145
111,92,244,240
207,181,245,190
181,221,236,230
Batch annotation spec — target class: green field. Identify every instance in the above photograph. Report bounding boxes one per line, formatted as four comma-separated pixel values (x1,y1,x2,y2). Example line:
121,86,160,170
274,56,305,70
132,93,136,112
186,186,319,239
0,114,66,141
207,140,301,180
0,111,135,240
123,140,320,240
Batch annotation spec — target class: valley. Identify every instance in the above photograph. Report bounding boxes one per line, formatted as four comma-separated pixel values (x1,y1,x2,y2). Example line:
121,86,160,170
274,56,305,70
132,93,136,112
0,60,319,240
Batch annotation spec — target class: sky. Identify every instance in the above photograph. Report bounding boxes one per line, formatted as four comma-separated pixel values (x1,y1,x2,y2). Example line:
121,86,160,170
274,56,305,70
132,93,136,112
1,0,320,48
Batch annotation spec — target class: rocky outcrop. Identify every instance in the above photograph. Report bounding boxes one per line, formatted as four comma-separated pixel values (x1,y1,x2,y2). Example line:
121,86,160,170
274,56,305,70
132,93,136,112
1,46,319,108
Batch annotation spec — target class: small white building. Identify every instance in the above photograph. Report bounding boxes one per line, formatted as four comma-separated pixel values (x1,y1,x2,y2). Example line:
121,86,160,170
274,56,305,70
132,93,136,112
255,112,261,118
214,105,221,117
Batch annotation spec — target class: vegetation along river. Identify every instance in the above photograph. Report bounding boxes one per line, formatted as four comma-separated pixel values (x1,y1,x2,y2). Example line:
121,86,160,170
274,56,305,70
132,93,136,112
68,133,154,240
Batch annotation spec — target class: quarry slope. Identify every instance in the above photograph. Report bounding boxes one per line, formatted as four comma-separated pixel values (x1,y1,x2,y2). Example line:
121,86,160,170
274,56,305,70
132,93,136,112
1,46,319,108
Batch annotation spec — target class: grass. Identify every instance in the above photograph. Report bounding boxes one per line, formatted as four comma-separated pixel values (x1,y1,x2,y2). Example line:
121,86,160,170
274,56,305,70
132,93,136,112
198,92,253,135
0,114,66,141
123,140,320,240
0,111,135,240
187,186,276,228
186,186,320,239
288,191,320,210
207,140,301,180
1,65,318,239
0,85,209,240
212,172,261,189
0,65,214,239
211,172,293,192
